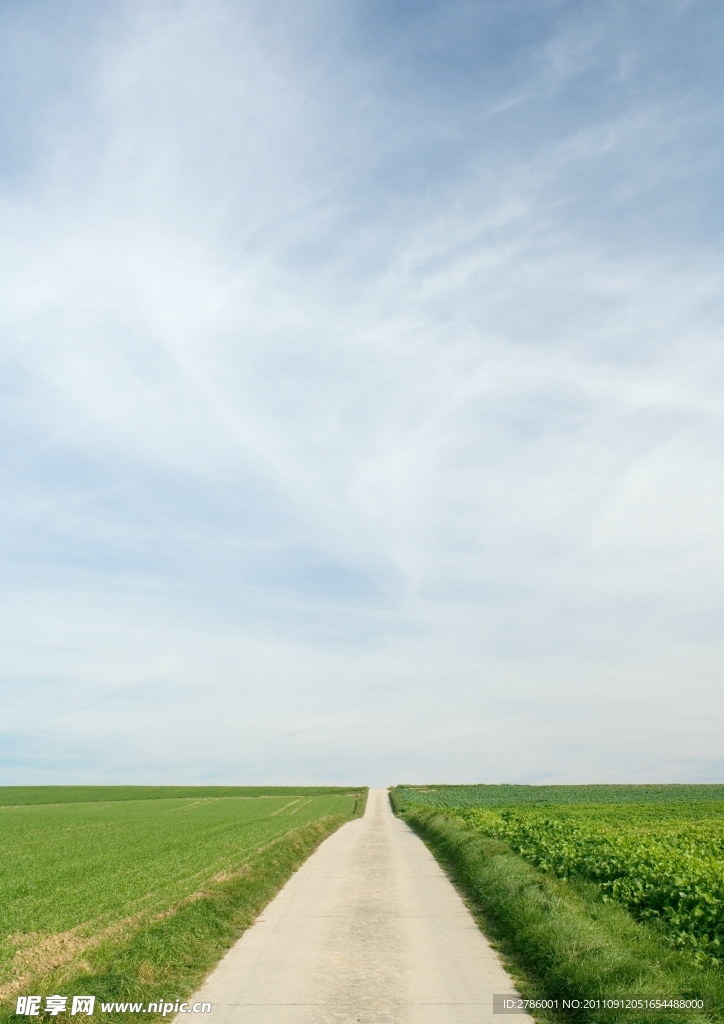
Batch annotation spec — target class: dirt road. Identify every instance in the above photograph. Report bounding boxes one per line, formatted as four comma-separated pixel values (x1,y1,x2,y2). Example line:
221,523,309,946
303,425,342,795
179,788,530,1023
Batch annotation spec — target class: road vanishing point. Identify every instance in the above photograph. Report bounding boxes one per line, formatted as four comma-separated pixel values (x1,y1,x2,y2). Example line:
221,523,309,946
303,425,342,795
178,788,532,1023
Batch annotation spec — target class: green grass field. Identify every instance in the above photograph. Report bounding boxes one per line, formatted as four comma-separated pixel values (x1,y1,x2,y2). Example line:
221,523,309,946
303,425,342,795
390,785,724,1024
0,787,366,1021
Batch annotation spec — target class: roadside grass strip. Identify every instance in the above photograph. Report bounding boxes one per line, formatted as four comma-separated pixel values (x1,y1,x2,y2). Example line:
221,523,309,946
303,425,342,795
400,808,724,1024
1,789,366,1023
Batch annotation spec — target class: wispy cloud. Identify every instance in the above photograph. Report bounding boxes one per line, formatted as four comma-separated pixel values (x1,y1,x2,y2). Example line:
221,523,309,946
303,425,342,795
1,0,723,784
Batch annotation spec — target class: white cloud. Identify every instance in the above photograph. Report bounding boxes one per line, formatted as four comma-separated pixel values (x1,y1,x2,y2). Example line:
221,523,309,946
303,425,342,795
1,0,723,784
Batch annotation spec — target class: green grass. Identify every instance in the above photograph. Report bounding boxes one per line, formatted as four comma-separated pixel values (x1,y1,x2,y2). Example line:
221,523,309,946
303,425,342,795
391,784,724,811
0,788,366,1022
401,808,724,1024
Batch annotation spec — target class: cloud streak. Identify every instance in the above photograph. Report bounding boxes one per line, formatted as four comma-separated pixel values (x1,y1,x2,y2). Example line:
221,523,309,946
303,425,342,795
1,0,723,784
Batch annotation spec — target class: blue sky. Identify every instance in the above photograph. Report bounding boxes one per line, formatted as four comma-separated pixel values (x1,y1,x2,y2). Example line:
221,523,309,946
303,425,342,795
1,0,724,786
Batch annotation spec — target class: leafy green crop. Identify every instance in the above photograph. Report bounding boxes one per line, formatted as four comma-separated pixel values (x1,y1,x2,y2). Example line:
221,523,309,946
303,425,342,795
449,803,724,964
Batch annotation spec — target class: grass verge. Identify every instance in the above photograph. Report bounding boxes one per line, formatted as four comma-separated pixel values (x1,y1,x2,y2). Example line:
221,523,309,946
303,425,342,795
3,806,363,1024
402,808,724,1024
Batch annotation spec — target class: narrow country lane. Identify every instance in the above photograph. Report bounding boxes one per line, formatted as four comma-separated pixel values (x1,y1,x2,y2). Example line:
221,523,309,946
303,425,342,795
177,789,532,1024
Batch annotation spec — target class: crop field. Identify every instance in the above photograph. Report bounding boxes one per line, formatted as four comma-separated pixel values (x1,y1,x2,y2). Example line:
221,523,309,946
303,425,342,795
0,786,357,806
392,785,724,963
0,787,365,1020
392,783,724,810
453,803,724,963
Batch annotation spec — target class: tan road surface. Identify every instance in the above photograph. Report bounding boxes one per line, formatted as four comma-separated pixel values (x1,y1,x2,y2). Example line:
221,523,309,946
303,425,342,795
179,788,531,1024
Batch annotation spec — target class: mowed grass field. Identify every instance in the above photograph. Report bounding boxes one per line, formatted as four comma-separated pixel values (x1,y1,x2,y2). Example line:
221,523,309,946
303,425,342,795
391,785,724,1024
0,787,366,1021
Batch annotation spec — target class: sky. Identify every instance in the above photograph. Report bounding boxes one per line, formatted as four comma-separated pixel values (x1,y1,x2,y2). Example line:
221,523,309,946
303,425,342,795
1,0,723,787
